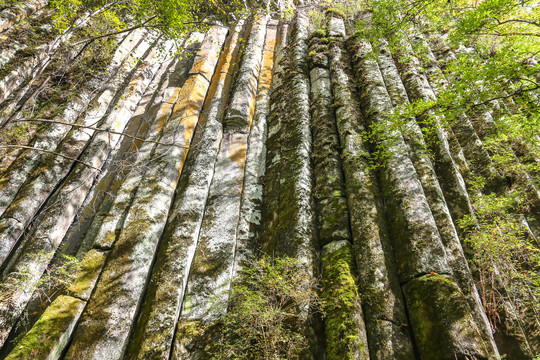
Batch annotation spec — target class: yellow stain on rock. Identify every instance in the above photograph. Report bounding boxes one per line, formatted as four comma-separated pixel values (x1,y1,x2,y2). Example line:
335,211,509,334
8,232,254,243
228,137,248,166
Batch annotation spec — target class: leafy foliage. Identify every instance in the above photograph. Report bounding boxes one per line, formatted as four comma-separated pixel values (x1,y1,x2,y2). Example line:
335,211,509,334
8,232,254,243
357,0,540,339
213,256,323,360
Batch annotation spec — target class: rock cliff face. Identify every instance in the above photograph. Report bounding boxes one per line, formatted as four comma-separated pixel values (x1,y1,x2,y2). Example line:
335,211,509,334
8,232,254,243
0,6,538,360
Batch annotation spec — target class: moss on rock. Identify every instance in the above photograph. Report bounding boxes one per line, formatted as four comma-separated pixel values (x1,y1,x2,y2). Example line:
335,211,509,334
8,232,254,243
6,295,85,360
325,8,346,20
68,249,107,301
322,241,369,359
403,274,493,359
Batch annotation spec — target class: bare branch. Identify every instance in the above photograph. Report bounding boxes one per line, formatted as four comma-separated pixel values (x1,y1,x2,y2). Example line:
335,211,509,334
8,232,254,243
70,15,158,47
12,118,192,148
0,145,102,171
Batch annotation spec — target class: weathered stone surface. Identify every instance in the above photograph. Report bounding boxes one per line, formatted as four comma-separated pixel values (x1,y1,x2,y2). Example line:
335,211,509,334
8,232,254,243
321,241,370,360
0,31,152,272
387,36,500,355
408,33,505,192
5,9,537,359
5,295,84,360
60,40,178,259
0,29,144,220
89,35,204,252
403,274,494,359
179,16,267,324
126,23,244,360
171,18,268,360
263,11,316,266
63,27,226,360
68,249,108,301
234,20,278,269
329,19,415,359
0,35,157,348
0,8,97,105
351,36,451,282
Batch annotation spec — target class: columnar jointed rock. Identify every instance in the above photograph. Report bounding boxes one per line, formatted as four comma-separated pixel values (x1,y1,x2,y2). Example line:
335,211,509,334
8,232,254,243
308,24,370,360
350,31,496,358
15,35,202,360
375,37,498,356
0,33,157,349
174,16,268,358
262,10,316,268
83,33,205,254
0,30,142,218
328,14,416,359
63,26,227,360
4,8,540,359
0,8,95,106
126,22,246,360
0,29,151,269
233,19,279,269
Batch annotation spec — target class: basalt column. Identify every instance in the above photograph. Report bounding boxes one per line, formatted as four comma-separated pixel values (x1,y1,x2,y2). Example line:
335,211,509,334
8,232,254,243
2,6,537,359
125,22,247,360
326,12,416,360
172,16,268,359
350,20,498,359
63,26,227,360
308,20,370,360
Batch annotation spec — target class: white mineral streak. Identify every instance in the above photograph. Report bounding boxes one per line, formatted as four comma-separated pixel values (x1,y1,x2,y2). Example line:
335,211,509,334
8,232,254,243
63,26,226,360
0,33,158,348
179,15,268,324
127,22,245,359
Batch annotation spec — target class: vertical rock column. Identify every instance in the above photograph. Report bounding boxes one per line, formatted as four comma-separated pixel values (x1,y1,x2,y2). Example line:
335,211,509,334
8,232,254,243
0,29,149,267
79,33,205,256
173,16,268,359
261,11,316,267
350,31,497,359
308,26,370,359
259,10,319,356
30,34,204,360
233,19,279,269
2,39,180,360
374,36,499,356
327,13,416,359
63,26,227,360
0,33,156,348
399,34,504,194
58,39,180,258
125,22,246,360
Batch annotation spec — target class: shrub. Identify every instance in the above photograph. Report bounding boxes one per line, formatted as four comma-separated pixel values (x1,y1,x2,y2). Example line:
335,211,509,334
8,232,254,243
212,256,323,360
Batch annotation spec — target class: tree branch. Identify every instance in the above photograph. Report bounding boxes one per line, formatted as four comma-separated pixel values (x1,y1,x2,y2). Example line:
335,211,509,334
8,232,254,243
12,119,187,147
70,15,158,47
0,145,102,171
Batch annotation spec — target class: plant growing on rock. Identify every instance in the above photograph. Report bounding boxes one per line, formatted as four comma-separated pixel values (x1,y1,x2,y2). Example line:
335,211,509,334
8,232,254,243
212,256,323,360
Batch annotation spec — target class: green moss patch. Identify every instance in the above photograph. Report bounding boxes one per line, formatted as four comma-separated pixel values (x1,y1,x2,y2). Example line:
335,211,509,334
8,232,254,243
6,295,85,360
322,241,366,359
403,274,491,359
68,249,107,300
325,8,346,20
